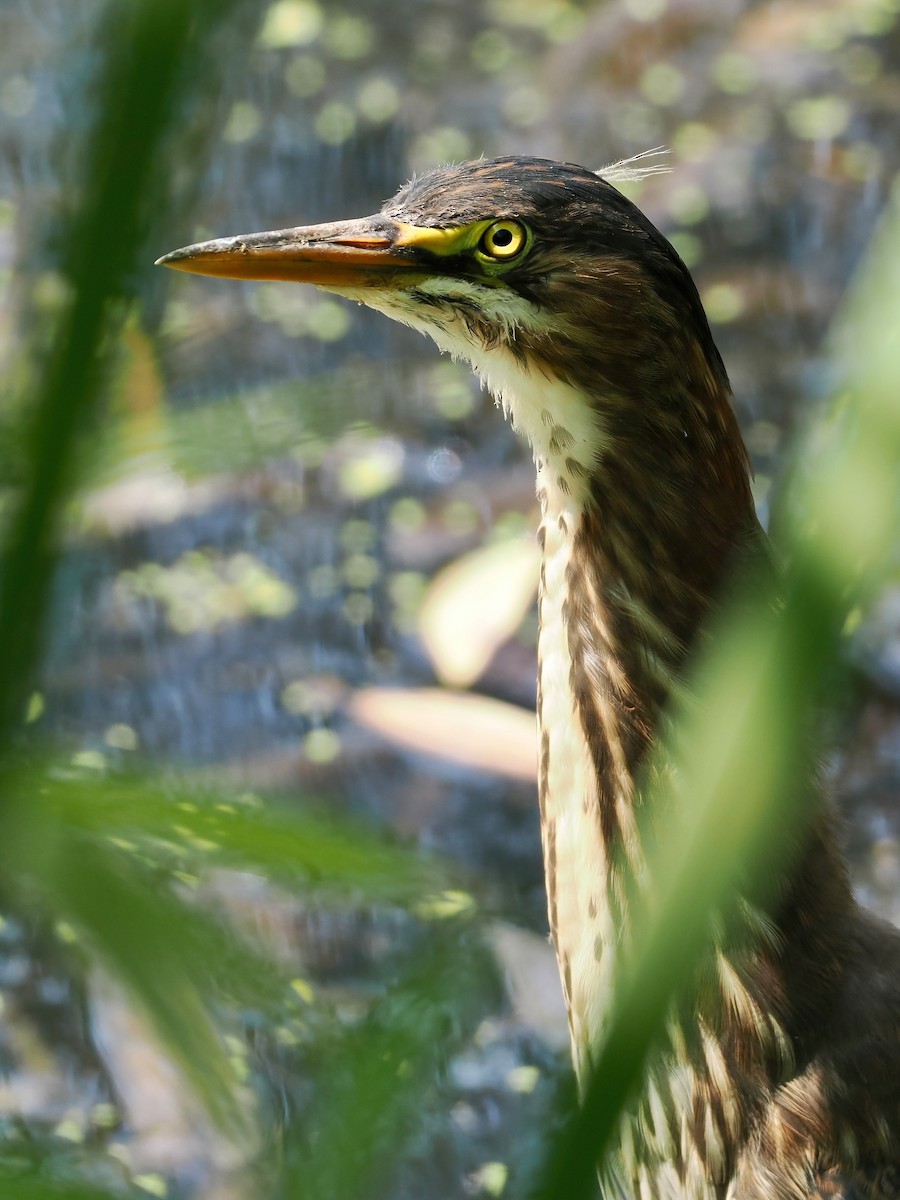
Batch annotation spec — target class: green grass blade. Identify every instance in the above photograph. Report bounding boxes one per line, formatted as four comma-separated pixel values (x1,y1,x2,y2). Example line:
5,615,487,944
0,0,239,751
40,831,247,1132
0,1177,134,1200
17,767,448,902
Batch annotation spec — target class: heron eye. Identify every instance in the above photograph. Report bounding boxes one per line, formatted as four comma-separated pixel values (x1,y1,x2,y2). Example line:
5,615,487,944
478,220,529,261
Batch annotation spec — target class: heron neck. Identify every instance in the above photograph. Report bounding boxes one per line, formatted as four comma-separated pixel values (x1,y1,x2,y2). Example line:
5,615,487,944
509,359,755,1063
530,366,761,787
523,363,857,1074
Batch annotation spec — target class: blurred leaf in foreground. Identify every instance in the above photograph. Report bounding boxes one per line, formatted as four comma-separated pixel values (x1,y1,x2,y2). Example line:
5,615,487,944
18,765,447,901
0,0,257,1157
0,0,240,750
0,750,470,1137
278,920,497,1200
0,1175,134,1200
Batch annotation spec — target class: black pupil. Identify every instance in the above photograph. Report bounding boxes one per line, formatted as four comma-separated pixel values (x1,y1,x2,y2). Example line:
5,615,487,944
492,227,514,248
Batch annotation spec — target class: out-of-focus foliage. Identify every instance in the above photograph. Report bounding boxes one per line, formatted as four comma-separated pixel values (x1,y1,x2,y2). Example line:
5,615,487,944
0,4,495,1198
3,1,900,1199
1,757,493,1198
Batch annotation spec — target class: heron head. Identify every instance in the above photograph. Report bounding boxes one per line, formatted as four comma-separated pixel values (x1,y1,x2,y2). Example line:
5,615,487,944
157,156,723,400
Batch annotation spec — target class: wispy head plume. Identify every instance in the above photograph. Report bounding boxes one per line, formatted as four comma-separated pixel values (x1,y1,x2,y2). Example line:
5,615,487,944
596,147,671,183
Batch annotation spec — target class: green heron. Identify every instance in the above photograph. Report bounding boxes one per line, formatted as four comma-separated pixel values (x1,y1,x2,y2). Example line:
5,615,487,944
159,156,900,1198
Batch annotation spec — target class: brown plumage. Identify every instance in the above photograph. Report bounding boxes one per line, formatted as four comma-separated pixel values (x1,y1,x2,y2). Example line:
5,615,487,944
158,155,900,1199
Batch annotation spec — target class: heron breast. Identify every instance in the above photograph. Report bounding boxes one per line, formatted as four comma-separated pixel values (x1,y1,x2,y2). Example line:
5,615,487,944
537,474,618,1078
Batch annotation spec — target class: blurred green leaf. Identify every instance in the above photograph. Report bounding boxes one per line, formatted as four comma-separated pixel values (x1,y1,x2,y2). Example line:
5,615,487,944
281,921,497,1200
0,0,242,748
0,757,464,1134
19,767,449,901
0,0,259,1155
91,369,403,488
46,836,245,1133
1,806,250,1132
0,1176,133,1200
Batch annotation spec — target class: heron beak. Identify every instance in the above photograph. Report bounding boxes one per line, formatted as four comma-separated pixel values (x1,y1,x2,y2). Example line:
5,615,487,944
155,216,428,290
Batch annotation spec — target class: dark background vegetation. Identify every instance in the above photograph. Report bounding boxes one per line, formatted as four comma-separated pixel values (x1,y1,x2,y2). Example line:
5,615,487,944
0,1,899,1198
